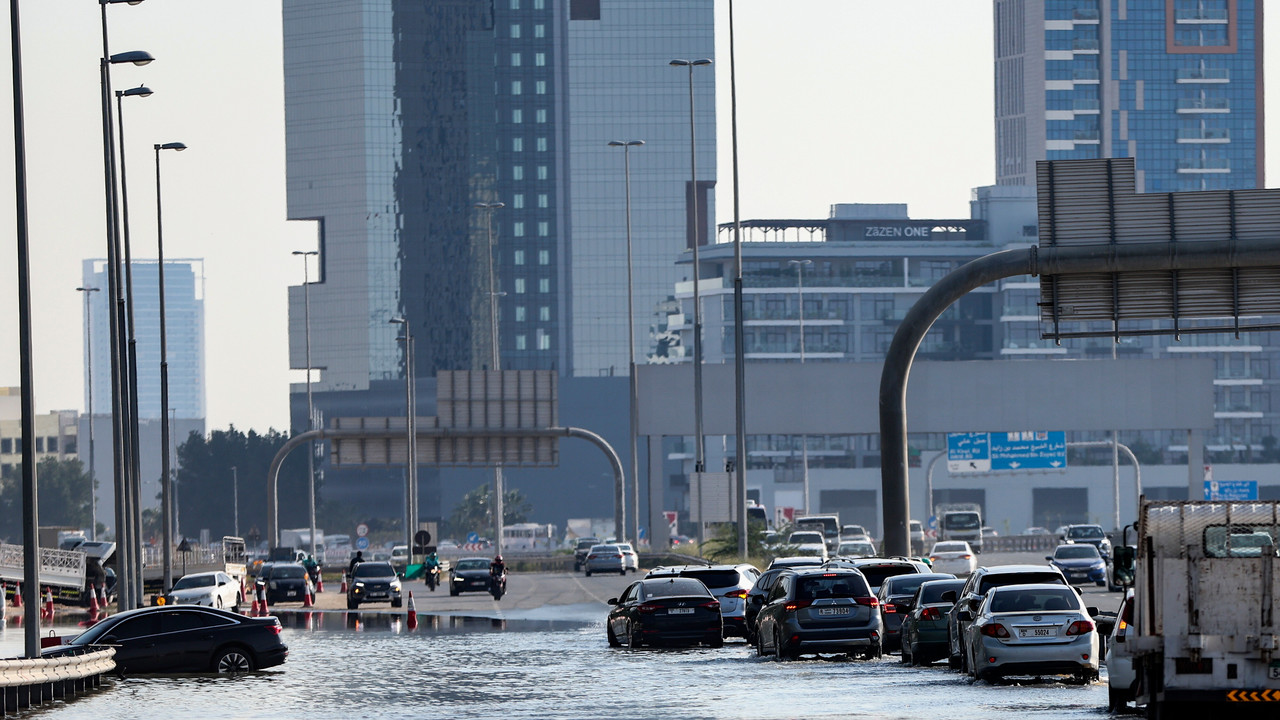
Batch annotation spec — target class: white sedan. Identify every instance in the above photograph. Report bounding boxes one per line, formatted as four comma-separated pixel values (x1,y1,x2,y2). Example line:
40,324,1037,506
928,540,977,576
168,571,242,610
960,583,1100,683
615,542,640,573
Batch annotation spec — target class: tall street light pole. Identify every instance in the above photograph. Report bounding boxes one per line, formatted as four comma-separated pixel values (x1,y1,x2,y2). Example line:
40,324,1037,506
608,140,644,545
77,285,101,540
154,140,186,593
231,466,238,539
788,259,812,513
670,58,711,542
98,0,152,610
728,0,749,557
390,317,416,559
475,201,505,552
293,250,319,560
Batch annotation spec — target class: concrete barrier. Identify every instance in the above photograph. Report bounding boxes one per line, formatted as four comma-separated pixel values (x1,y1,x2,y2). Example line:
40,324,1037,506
0,647,114,716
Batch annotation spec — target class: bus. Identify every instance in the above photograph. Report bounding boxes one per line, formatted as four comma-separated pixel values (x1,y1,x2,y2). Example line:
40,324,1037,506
502,523,556,551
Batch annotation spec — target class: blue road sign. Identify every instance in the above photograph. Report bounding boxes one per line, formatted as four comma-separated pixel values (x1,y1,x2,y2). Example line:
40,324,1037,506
988,431,1067,470
466,531,480,545
927,516,938,530
355,536,370,551
1203,480,1258,501
947,432,991,472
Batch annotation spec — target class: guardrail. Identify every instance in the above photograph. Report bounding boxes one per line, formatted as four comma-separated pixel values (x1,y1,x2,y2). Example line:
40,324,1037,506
979,534,1060,553
0,647,115,716
0,544,86,590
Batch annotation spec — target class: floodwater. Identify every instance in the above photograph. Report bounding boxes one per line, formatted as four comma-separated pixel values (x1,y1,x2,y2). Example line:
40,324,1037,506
1,606,1115,720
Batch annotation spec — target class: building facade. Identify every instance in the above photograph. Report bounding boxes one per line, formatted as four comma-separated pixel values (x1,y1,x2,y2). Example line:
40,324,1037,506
282,0,715,524
0,388,79,480
995,0,1263,192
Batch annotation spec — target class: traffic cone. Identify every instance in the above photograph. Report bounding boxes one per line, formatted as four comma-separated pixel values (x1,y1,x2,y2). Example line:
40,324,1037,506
302,584,314,608
98,585,109,616
249,595,260,616
257,585,269,617
88,586,100,615
406,591,418,630
10,581,20,608
316,573,324,593
339,572,348,594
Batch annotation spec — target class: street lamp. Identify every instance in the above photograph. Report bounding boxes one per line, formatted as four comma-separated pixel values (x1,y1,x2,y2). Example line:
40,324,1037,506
77,285,102,540
671,58,711,542
608,140,644,545
389,317,417,562
293,250,319,560
154,140,186,593
474,201,505,552
788,259,813,512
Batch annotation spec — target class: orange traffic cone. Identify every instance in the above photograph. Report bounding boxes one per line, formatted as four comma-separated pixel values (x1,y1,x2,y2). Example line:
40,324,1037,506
257,585,269,617
406,591,418,630
339,572,348,594
88,586,100,615
98,585,109,616
302,584,314,608
249,595,260,616
316,573,324,593
10,581,20,608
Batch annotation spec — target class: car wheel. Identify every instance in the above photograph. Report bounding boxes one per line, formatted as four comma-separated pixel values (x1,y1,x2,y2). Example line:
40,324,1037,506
947,652,961,670
449,586,459,597
756,629,769,657
1107,687,1127,712
215,596,224,610
901,642,912,665
347,598,358,610
707,632,724,649
607,623,622,648
213,646,255,674
627,624,642,649
233,593,242,612
391,598,403,608
774,629,792,661
619,569,626,576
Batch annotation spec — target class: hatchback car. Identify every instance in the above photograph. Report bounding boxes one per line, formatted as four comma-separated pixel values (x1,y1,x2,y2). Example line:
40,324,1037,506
259,562,313,605
946,564,1069,673
754,568,883,660
584,544,627,576
645,564,761,638
347,560,403,609
929,540,977,576
959,583,1099,683
49,605,287,674
616,542,640,573
169,571,243,611
450,557,497,595
900,578,966,665
876,572,956,653
1046,543,1107,586
606,577,722,648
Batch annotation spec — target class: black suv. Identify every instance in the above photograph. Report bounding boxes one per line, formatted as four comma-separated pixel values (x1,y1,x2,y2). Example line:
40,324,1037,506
573,537,601,572
346,561,403,609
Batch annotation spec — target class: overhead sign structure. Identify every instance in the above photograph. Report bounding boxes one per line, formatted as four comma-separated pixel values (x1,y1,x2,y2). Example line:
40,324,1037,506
690,472,736,524
1203,480,1259,502
947,431,1067,473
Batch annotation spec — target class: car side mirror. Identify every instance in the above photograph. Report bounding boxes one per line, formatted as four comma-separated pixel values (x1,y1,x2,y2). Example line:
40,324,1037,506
956,610,972,622
940,590,957,603
1086,606,1099,616
1044,556,1053,562
606,597,618,605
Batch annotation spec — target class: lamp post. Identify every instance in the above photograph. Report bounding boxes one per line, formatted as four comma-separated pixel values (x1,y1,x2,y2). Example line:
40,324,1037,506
788,259,812,513
77,285,101,540
475,201,505,552
728,0,749,556
670,58,711,542
154,140,186,593
608,140,644,545
390,317,417,559
293,250,319,560
231,466,238,539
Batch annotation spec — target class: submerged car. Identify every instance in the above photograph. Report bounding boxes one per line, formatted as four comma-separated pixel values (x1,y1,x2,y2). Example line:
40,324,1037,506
606,577,722,648
959,583,1099,683
900,578,966,665
645,564,761,638
169,571,242,611
754,567,883,659
450,557,497,596
876,572,956,653
48,605,287,674
1046,543,1108,586
347,560,403,609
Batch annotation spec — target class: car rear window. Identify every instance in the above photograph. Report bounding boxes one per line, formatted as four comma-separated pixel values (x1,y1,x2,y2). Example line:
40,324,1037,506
676,570,742,589
918,580,966,604
989,587,1080,613
797,574,869,600
858,565,919,588
643,578,709,598
884,574,948,597
979,572,1065,594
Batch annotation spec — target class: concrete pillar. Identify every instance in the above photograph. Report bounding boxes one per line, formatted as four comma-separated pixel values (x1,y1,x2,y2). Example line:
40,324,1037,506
648,436,669,549
1188,428,1205,500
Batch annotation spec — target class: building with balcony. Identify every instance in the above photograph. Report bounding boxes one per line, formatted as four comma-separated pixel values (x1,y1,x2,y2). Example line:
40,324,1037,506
995,0,1262,193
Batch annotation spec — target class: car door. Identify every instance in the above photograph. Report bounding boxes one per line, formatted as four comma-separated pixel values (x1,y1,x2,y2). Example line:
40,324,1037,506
610,583,638,639
745,570,780,633
100,613,164,673
155,609,224,671
758,575,793,650
948,571,982,659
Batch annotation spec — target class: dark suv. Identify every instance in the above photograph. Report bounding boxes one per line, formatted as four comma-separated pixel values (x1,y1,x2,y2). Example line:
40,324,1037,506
346,561,403,610
754,567,883,659
573,537,601,572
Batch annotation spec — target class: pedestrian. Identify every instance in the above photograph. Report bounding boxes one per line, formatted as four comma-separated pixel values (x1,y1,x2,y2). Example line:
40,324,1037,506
347,550,364,575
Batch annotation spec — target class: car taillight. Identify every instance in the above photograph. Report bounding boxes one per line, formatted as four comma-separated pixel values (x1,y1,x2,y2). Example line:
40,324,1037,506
614,554,622,559
700,600,721,610
269,620,282,635
929,556,939,562
724,589,747,599
638,603,662,614
961,554,972,559
784,599,813,612
921,607,942,621
883,603,897,614
854,597,879,608
1066,620,1094,636
980,623,1010,639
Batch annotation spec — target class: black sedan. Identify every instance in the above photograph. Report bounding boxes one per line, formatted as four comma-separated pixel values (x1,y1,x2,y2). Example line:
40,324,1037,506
47,605,287,674
450,557,496,596
259,562,313,605
347,560,403,609
606,577,723,649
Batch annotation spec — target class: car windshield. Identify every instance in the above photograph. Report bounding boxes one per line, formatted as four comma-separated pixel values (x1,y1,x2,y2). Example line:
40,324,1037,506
838,542,875,556
455,559,490,571
989,587,1081,613
592,545,619,553
353,562,395,578
979,572,1066,594
272,565,305,579
945,513,980,530
918,580,966,604
1055,545,1101,560
788,532,824,544
643,579,709,598
617,544,633,552
932,542,968,553
796,574,868,600
172,575,215,590
576,539,599,550
857,565,918,588
670,570,742,590
1067,526,1105,539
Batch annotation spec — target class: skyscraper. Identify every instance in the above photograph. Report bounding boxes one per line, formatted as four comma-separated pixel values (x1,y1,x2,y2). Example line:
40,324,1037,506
995,0,1263,192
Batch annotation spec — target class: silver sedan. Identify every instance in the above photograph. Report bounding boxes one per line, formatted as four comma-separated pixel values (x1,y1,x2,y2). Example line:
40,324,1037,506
959,583,1100,683
584,544,627,576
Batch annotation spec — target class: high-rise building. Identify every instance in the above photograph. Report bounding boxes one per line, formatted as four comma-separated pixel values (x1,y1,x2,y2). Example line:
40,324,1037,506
994,0,1263,192
282,1,715,521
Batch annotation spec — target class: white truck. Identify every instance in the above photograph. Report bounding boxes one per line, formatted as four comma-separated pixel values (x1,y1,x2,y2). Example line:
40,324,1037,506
934,503,983,552
1121,500,1280,716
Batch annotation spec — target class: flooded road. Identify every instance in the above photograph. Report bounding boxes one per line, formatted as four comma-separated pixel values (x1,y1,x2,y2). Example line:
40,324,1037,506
1,604,1113,719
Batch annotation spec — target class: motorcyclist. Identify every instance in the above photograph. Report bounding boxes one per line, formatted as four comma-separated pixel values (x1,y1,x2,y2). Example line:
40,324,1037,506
489,554,507,592
302,554,321,584
424,550,441,589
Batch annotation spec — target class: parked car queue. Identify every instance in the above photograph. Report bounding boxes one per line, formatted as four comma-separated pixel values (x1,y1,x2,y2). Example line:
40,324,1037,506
602,550,1113,689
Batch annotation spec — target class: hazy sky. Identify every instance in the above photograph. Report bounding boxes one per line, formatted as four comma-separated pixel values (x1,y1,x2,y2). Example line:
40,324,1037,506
0,2,1274,432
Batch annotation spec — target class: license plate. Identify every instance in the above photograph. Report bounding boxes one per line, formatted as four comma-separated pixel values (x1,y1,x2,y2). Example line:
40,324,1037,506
669,608,695,615
818,607,851,616
287,591,297,597
1020,627,1054,638
1269,661,1280,679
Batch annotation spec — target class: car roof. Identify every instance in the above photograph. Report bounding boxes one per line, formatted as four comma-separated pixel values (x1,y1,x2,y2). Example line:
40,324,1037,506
978,564,1064,575
989,582,1080,594
788,567,866,578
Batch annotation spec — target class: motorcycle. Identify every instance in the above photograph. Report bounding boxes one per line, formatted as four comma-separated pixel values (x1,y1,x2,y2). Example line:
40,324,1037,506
425,564,440,592
489,570,507,601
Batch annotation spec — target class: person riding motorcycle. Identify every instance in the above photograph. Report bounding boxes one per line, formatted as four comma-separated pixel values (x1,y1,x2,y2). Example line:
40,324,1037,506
489,554,507,594
424,550,442,590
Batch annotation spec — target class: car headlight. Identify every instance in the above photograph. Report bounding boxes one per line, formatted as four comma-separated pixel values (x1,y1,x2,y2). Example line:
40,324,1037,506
354,581,366,588
391,581,401,591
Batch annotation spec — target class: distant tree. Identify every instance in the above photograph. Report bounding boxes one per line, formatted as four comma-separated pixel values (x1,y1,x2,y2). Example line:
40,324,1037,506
174,426,309,542
446,484,531,539
0,457,94,540
703,519,767,562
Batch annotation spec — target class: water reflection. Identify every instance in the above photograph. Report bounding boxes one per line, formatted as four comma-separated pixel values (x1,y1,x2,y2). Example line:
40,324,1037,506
276,610,567,635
